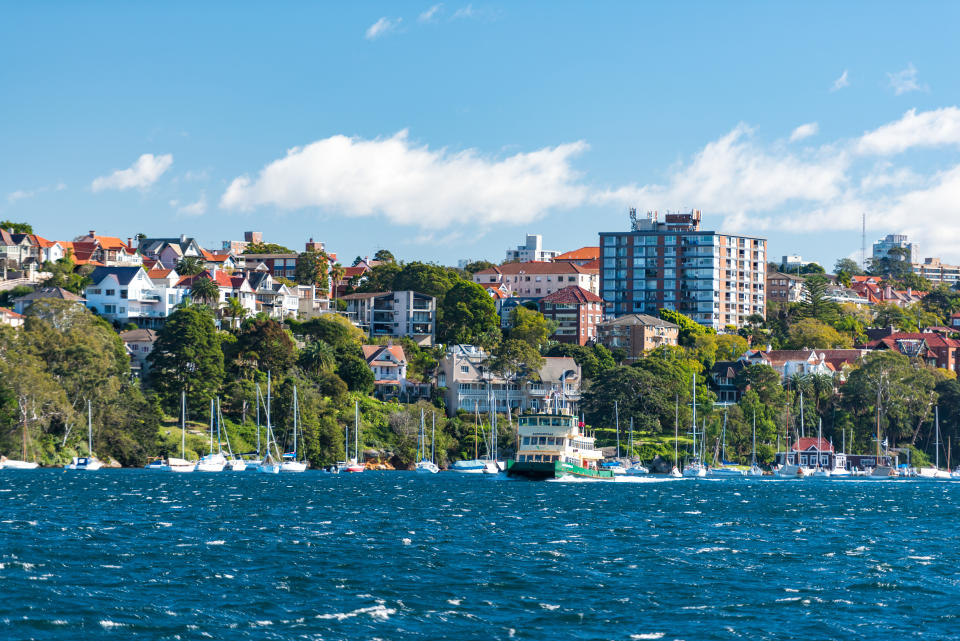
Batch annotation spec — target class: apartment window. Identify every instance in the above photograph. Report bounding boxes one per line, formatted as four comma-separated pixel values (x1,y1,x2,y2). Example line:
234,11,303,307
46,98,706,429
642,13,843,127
568,276,575,282
91,289,102,295
120,290,128,299
460,365,469,373
105,289,115,296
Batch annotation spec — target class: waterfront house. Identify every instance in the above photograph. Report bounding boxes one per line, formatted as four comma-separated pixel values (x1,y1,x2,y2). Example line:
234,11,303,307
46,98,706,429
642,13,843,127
85,266,188,327
438,344,581,416
119,328,158,378
361,344,431,402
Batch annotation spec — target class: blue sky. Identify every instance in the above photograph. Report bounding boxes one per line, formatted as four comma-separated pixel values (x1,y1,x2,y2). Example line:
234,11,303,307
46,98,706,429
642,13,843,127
3,2,960,267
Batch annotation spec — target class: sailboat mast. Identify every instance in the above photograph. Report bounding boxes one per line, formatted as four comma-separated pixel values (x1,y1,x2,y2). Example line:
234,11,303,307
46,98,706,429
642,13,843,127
209,398,214,455
293,386,298,458
354,400,359,462
615,400,620,459
181,390,187,459
692,374,697,460
629,417,634,458
431,412,436,464
256,385,261,455
674,393,679,464
799,390,804,439
752,409,756,465
87,399,92,455
936,406,941,470
876,384,882,459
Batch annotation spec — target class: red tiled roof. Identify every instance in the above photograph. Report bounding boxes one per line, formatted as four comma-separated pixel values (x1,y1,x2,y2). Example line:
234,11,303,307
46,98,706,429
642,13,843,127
580,258,600,270
540,285,603,305
0,308,23,319
553,246,600,261
147,268,173,279
867,332,960,349
200,248,231,262
343,266,369,278
362,344,406,363
476,261,596,276
792,437,833,452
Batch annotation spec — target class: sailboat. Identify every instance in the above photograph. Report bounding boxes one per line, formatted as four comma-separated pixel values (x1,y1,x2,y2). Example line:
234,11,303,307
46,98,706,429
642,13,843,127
925,406,953,479
2,405,39,469
66,400,103,470
667,393,681,477
683,374,707,477
709,410,744,477
868,385,897,478
811,418,831,477
196,398,227,472
452,402,498,473
280,386,307,472
343,400,365,472
747,410,763,476
415,409,440,474
146,391,194,472
243,386,265,471
258,373,282,474
625,417,650,475
216,398,247,471
603,401,627,475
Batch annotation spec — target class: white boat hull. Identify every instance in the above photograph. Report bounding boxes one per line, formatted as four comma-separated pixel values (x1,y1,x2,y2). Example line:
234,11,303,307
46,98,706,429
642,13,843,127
258,463,281,474
747,465,764,477
709,467,745,477
776,464,803,478
451,459,497,474
625,466,650,476
683,465,707,478
669,466,682,478
1,459,39,469
225,459,247,472
280,461,307,473
65,457,102,471
415,461,440,474
195,462,225,472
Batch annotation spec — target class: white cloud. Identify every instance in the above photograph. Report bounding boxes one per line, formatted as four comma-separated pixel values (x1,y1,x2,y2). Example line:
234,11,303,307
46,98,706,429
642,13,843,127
857,107,960,155
419,4,443,22
452,4,475,19
593,124,849,219
831,70,849,92
91,153,173,192
6,182,67,203
789,122,819,142
220,130,589,227
365,16,401,39
176,193,207,216
887,63,926,95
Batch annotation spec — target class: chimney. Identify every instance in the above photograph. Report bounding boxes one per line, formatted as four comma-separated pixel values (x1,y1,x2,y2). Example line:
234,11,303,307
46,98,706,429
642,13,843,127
180,234,187,243
88,230,96,238
127,237,134,249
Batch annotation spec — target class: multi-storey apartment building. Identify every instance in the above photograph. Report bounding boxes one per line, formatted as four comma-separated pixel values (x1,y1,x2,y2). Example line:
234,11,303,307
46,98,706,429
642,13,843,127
766,271,806,304
504,234,559,263
538,286,604,345
595,314,679,361
341,290,437,345
599,209,766,329
873,233,916,263
473,261,599,298
913,257,960,285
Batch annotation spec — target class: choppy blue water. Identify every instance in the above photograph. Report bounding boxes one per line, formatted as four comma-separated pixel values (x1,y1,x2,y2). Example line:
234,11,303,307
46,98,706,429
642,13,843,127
1,472,957,640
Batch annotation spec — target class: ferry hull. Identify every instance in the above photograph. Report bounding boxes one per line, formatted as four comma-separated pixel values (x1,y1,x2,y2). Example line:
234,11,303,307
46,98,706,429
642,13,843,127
506,460,615,480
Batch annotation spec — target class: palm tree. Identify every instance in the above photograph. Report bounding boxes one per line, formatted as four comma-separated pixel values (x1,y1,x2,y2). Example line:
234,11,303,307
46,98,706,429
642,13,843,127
177,256,204,276
222,295,247,330
190,276,220,307
299,340,336,376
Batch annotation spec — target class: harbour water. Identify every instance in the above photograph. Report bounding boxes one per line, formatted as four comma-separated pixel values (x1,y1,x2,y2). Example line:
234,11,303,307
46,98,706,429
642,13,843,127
2,471,958,639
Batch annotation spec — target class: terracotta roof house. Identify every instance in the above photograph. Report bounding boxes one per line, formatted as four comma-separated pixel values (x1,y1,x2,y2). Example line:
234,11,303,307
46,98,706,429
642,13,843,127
741,348,868,380
538,286,604,345
0,307,24,328
865,332,960,372
361,344,430,401
71,231,141,267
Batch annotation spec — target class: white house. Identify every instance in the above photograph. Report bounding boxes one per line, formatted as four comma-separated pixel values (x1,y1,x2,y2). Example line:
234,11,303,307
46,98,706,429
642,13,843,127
119,328,158,378
85,266,188,327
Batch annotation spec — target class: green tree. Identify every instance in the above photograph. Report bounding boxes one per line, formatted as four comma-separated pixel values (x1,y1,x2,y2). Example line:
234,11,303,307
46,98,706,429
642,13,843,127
230,318,297,375
41,256,91,295
294,250,330,289
0,221,33,234
176,256,205,276
337,355,375,393
462,260,497,274
800,274,841,322
299,340,337,376
489,339,544,384
147,306,224,411
221,296,247,330
785,318,852,349
545,343,601,379
508,305,556,349
659,309,712,345
834,258,865,276
373,249,395,263
190,276,220,307
243,242,294,254
716,334,749,361
438,280,501,346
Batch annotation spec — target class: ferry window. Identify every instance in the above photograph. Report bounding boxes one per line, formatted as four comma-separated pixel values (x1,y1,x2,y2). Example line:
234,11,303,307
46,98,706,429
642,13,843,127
551,418,561,426
522,437,529,445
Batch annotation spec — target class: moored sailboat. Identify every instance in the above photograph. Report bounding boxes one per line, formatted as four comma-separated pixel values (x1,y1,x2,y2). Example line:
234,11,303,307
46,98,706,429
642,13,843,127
415,409,440,474
682,374,706,478
280,386,307,472
258,373,282,474
65,400,103,471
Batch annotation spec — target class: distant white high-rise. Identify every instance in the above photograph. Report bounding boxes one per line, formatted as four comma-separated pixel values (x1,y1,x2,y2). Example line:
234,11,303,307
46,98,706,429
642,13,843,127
872,234,916,263
505,234,559,263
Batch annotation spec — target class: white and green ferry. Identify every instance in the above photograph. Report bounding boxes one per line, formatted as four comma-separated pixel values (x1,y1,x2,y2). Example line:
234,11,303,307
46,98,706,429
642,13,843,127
506,410,614,480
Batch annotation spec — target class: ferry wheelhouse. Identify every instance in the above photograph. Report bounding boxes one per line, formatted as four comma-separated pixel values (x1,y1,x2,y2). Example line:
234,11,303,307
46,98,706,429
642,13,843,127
506,410,613,480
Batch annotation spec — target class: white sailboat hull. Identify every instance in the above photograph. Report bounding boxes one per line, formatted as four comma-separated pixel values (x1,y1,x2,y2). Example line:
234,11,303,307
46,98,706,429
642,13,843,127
225,459,247,472
709,467,745,477
258,463,281,474
1,459,39,469
415,461,440,474
683,464,707,478
669,466,682,478
280,461,307,473
65,457,102,471
747,465,764,477
776,464,803,478
451,459,494,474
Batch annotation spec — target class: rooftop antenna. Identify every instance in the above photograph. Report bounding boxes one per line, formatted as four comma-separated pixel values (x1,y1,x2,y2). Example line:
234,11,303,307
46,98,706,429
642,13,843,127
861,212,867,270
